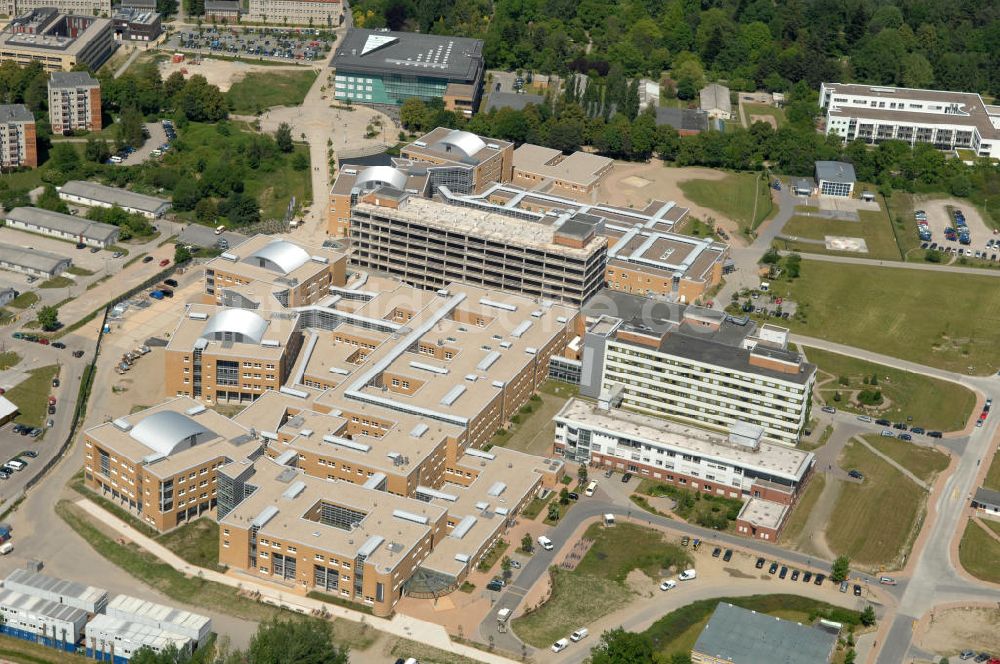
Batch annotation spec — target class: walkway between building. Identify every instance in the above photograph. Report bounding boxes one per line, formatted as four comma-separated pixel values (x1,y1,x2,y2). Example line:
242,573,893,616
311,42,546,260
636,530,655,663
854,436,930,491
72,498,518,664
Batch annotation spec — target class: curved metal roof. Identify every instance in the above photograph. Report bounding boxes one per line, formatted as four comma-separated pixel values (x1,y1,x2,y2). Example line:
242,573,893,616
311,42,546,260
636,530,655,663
437,130,486,158
201,309,268,344
356,166,408,191
129,411,213,457
247,240,310,275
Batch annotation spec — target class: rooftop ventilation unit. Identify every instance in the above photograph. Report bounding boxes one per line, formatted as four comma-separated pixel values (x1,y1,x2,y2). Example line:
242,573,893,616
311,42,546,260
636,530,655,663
185,404,206,416
487,481,507,497
261,339,281,348
251,505,279,529
464,448,495,460
511,320,533,338
410,423,429,438
111,418,132,432
409,361,449,375
220,252,238,261
279,386,308,399
188,312,209,320
310,255,329,264
476,351,501,372
440,385,466,406
282,481,306,500
479,298,517,312
323,434,371,453
393,510,428,525
451,515,477,539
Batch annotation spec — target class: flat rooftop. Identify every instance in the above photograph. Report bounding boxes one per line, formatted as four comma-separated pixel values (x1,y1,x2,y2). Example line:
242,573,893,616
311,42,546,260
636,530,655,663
165,304,298,361
556,399,813,482
219,456,446,573
332,28,483,82
355,194,605,258
0,104,34,123
86,613,191,652
85,396,261,478
48,71,98,88
1,13,112,56
513,144,612,187
736,497,788,531
694,602,837,664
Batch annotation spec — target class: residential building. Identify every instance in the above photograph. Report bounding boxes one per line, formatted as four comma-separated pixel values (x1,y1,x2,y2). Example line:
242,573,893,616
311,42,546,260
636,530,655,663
577,290,815,445
0,396,17,426
972,487,1000,518
0,9,116,72
331,29,484,115
814,160,856,198
203,0,241,21
203,235,348,308
82,397,266,531
700,83,732,120
58,180,170,218
511,144,613,198
0,104,36,170
692,603,838,664
398,127,513,195
164,304,302,404
5,206,119,248
655,107,711,135
246,0,343,26
482,91,544,113
1,0,110,18
554,398,813,539
349,188,608,306
0,243,70,277
118,0,155,11
47,71,101,134
820,82,1000,159
111,8,162,42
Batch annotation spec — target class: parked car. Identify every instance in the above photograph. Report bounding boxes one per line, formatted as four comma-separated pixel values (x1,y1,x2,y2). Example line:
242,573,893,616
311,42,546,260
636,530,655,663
875,418,891,426
551,638,569,653
928,431,943,438
679,569,697,581
880,429,895,437
779,566,788,579
159,259,170,267
790,570,800,581
840,581,849,593
768,562,779,574
848,470,864,480
486,580,503,592
755,557,765,569
911,427,925,435
142,256,154,263
957,650,973,661
621,472,633,483
712,547,721,558
51,342,65,349
722,549,733,562
814,574,825,585
90,247,100,254
803,572,812,583
21,450,37,458
659,579,677,591
509,559,521,569
567,492,579,501
164,278,179,287
46,419,54,428
821,406,836,414
853,584,862,597
537,535,554,551
570,628,589,643
75,242,86,249
72,350,85,358
857,415,872,423
879,576,897,585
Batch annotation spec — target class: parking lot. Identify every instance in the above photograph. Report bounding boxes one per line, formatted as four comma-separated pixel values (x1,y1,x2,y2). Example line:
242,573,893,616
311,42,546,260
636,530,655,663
122,122,168,166
0,228,124,273
166,26,334,63
917,198,996,259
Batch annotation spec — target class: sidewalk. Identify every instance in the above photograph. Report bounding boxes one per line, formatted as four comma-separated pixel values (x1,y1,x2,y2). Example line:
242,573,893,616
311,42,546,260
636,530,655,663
73,498,518,664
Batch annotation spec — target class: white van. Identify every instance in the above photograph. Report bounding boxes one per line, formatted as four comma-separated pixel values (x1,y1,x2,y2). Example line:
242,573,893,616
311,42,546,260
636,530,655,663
4,460,24,472
538,535,554,551
570,628,589,642
497,608,511,623
584,480,598,497
679,569,697,581
215,225,226,235
0,542,12,555
603,514,615,526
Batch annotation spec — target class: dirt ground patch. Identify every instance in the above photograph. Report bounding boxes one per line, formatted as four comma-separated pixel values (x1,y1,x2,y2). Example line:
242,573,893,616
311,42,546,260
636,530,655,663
597,161,736,229
917,607,1000,655
626,569,656,597
158,57,313,92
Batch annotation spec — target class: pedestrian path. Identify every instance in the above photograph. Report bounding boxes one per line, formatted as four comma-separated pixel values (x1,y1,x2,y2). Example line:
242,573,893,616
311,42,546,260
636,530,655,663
73,498,517,664
854,435,930,490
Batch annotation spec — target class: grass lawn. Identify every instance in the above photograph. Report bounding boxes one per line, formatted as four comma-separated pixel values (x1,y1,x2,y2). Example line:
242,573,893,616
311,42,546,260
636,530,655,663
959,520,1000,584
636,479,743,530
67,266,95,277
981,519,1000,538
476,539,509,572
805,346,976,431
827,440,926,568
6,365,58,427
512,523,689,647
226,70,319,114
865,435,950,483
778,208,901,261
489,380,576,456
885,191,927,261
521,491,554,520
39,276,73,289
0,352,19,370
761,260,1000,375
389,638,482,664
780,474,826,545
679,172,772,234
0,634,92,663
743,102,786,127
984,454,1000,492
7,292,38,309
156,518,220,569
642,594,862,661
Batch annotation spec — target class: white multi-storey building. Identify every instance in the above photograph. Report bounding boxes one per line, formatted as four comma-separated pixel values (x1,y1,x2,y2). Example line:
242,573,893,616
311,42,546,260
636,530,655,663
578,292,815,446
820,82,1000,159
246,0,343,25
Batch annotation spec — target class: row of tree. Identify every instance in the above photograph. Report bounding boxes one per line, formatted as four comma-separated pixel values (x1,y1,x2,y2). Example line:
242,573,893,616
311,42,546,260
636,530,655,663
348,0,1000,98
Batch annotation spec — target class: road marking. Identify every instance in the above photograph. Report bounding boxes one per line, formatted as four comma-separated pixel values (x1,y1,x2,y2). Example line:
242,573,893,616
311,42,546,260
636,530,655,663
951,488,960,501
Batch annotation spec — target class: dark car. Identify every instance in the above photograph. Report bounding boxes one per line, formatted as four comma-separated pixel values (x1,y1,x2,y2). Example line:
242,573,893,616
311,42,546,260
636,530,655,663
75,242,86,249
848,469,864,480
893,422,908,430
19,427,30,435
853,584,862,597
768,562,778,574
11,424,23,434
567,492,579,501
21,450,37,458
142,256,154,263
486,580,503,592
712,547,721,558
928,431,943,438
681,536,690,546
72,350,85,358
621,472,632,483
911,427,925,435
51,342,65,349
755,557,765,569
791,570,800,581
803,571,813,583
779,566,788,579
898,433,912,441
875,418,891,426
164,278,179,288
723,549,733,562
90,247,100,254
161,289,174,298
814,574,825,585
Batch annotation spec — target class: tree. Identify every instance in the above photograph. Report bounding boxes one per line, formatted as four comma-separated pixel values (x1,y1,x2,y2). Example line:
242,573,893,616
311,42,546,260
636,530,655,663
37,184,70,214
174,244,193,264
784,253,802,278
400,97,428,131
589,627,655,664
559,487,570,505
521,534,533,553
547,502,560,522
176,75,227,122
577,463,588,484
831,555,850,583
860,605,877,627
38,306,60,332
275,122,294,153
292,151,309,171
85,136,111,163
245,618,349,664
501,556,512,579
117,105,145,148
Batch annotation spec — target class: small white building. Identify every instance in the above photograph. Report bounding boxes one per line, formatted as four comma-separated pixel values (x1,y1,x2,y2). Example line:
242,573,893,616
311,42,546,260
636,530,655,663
85,614,193,662
5,206,120,248
2,569,108,614
0,243,71,277
0,588,88,652
700,83,732,120
814,160,856,198
973,487,1000,517
58,181,170,219
105,595,212,647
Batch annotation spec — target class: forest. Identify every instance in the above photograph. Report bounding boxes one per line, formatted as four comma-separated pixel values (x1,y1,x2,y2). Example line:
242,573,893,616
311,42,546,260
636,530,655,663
350,0,1000,96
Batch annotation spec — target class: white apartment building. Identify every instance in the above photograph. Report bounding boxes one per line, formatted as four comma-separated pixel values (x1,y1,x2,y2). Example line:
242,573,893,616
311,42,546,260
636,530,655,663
820,82,1000,159
579,292,815,446
3,0,111,17
48,71,101,134
246,0,342,25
